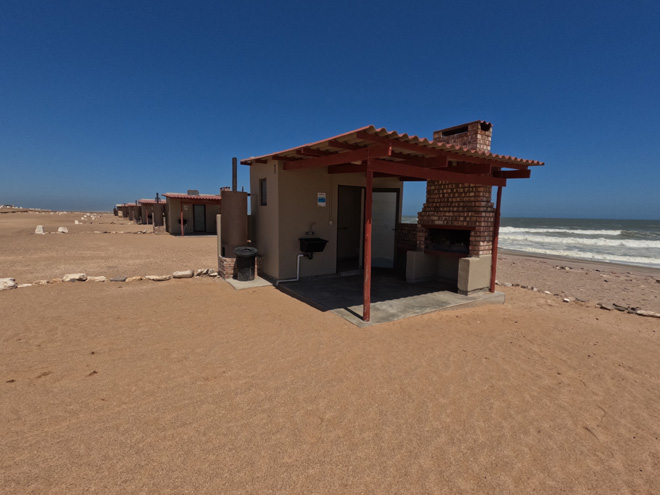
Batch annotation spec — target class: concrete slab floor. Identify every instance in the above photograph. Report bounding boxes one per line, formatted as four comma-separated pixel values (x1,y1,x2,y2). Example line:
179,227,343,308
224,276,273,291
277,271,504,327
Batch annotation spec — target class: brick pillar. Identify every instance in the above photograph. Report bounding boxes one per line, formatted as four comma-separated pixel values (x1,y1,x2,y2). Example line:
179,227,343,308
417,121,495,256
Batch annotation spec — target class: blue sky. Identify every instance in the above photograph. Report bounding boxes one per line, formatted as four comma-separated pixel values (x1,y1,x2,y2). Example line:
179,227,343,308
1,0,659,219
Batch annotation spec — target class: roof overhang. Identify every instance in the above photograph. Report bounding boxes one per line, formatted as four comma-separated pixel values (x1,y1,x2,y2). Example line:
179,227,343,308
241,125,543,187
163,193,222,205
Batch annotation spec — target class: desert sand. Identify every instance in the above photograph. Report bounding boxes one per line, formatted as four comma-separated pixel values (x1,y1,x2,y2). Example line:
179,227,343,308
1,211,659,493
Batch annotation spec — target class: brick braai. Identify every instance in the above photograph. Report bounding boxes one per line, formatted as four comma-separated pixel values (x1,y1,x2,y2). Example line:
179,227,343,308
417,121,496,256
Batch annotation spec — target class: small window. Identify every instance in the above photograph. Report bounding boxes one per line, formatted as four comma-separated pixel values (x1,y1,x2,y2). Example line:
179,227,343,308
259,178,267,206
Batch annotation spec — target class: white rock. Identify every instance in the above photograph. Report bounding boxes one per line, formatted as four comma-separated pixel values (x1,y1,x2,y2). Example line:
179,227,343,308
208,269,218,277
87,276,107,282
195,268,209,277
18,283,32,288
562,298,571,303
74,220,80,224
62,273,87,282
126,276,143,282
636,310,660,318
33,280,49,285
35,225,44,234
146,275,172,282
58,227,68,233
0,278,18,290
173,270,194,279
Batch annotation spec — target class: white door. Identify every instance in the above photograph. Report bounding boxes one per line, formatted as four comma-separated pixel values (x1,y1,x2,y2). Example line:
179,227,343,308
371,191,397,268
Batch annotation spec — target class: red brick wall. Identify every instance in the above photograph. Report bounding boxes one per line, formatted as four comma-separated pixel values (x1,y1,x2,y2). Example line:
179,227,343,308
417,183,495,256
432,121,492,152
395,223,418,252
417,121,495,257
218,255,263,280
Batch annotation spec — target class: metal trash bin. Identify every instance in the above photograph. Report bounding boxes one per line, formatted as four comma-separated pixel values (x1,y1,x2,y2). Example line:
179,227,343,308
234,246,258,281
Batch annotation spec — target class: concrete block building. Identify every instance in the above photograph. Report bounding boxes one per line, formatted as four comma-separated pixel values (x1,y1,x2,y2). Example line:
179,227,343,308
242,121,543,322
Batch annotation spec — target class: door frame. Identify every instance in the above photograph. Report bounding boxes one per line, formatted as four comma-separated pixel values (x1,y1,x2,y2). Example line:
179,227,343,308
372,188,401,268
193,204,206,233
335,186,401,272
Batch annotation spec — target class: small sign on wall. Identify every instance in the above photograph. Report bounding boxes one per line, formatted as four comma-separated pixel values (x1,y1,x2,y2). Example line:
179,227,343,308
317,192,326,207
183,205,189,211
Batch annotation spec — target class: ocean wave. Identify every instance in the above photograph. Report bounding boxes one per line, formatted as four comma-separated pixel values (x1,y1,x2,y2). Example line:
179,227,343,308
500,246,660,268
500,234,660,249
499,226,623,236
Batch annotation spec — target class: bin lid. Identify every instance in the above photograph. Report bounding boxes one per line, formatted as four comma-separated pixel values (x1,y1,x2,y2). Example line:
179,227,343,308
234,246,258,256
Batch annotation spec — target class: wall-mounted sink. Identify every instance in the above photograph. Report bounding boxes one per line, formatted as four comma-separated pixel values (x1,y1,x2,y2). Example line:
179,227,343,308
299,237,328,259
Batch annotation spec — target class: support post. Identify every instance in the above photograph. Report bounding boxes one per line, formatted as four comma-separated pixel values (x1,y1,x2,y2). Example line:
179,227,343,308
180,209,184,237
363,166,373,322
490,186,503,292
232,157,238,191
216,214,222,264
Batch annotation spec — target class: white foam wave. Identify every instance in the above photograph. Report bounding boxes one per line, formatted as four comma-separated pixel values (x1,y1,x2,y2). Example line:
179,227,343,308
500,246,660,268
499,227,622,236
500,234,660,249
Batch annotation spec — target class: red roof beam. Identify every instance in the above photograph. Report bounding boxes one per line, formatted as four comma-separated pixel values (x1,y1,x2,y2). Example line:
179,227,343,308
328,163,367,174
357,131,531,170
368,159,506,187
447,162,492,174
283,144,392,171
296,147,334,157
327,139,362,151
493,169,531,179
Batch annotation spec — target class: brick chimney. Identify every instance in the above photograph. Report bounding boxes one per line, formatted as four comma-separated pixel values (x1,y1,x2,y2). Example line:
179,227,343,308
432,120,492,152
416,121,496,258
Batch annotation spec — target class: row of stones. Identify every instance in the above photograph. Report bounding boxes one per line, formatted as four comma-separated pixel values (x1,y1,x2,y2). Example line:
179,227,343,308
0,269,219,291
495,280,660,319
35,225,151,235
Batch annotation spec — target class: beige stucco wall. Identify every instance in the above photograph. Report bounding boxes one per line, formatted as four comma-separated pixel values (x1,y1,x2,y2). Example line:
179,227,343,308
166,198,185,234
250,161,280,278
406,251,492,293
204,205,221,234
249,160,403,281
458,255,492,294
140,204,150,225
165,198,220,235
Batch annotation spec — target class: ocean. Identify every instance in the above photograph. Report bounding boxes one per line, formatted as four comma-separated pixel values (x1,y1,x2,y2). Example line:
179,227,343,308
400,216,660,269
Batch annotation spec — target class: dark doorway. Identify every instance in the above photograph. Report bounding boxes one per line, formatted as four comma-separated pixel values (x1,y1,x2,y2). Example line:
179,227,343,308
336,186,364,273
193,204,206,232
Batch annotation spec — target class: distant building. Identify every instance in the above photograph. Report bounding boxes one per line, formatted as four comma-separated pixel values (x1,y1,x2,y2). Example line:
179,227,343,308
139,198,165,227
164,191,222,236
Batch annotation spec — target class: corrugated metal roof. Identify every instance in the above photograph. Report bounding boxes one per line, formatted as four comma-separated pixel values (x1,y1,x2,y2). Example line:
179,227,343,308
163,193,222,202
241,125,543,168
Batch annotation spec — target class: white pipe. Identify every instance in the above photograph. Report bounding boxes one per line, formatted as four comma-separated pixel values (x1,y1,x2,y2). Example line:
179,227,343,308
275,254,304,286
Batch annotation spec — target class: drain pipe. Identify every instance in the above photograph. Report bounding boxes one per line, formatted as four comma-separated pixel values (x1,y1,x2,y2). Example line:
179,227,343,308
275,254,305,287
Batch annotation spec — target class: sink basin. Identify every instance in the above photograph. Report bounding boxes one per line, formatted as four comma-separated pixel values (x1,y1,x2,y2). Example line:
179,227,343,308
299,237,328,258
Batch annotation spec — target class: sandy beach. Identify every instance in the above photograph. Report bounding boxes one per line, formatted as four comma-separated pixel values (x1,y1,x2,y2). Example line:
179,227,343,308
1,211,659,493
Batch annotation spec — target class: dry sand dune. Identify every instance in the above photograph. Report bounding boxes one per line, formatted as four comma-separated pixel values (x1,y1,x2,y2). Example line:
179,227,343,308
1,211,659,493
